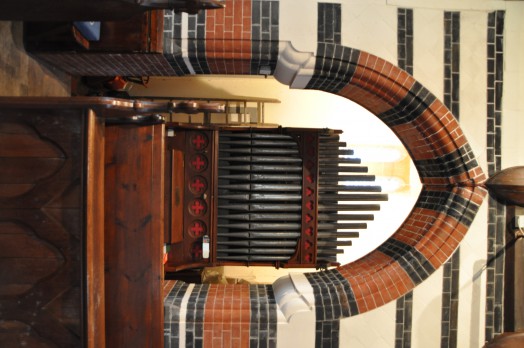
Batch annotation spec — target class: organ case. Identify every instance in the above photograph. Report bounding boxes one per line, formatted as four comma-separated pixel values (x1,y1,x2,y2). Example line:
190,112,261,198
164,125,387,272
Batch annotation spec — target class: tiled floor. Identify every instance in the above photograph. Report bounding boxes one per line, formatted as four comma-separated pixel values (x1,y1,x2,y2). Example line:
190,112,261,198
0,21,70,97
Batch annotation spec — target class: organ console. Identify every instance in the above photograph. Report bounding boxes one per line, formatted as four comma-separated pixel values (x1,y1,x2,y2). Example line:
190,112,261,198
164,124,388,272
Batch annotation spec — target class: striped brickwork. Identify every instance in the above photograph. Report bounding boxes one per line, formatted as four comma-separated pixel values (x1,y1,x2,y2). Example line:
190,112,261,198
187,11,211,74
485,10,506,342
250,0,279,74
161,2,491,347
163,0,279,76
397,8,413,76
163,10,191,75
203,284,251,347
249,285,278,347
441,11,461,348
332,50,485,186
164,281,190,347
204,0,252,74
164,282,278,348
395,292,413,348
305,270,357,348
395,8,414,347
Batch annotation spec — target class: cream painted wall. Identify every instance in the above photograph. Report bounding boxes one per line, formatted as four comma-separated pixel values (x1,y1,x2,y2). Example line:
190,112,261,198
387,0,509,11
413,8,444,99
459,11,489,172
340,301,397,348
411,268,445,347
501,3,524,169
457,205,488,348
342,1,398,63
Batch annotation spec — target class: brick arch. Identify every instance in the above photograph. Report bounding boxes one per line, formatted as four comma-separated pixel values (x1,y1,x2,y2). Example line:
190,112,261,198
285,45,487,315
163,4,488,344
165,38,486,323
269,43,486,315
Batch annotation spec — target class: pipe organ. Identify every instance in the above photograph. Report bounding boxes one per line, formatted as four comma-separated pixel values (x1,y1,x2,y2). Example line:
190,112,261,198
0,97,387,347
164,125,388,271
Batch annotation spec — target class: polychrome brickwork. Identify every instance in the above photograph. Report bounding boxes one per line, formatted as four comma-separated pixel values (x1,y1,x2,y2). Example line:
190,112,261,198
441,11,461,348
163,11,190,75
164,281,190,347
163,0,279,76
250,0,279,75
485,10,506,342
15,1,508,345
397,8,413,75
305,270,355,347
164,282,277,348
394,8,414,347
161,2,489,347
203,284,251,347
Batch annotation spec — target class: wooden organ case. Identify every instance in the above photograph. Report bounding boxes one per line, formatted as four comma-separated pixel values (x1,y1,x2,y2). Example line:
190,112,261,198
0,96,388,347
164,125,388,272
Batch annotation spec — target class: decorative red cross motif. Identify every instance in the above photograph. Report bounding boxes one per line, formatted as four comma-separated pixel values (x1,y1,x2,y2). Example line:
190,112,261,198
192,134,208,150
190,199,206,215
306,200,314,210
190,177,206,193
305,240,313,250
190,221,205,237
306,175,315,184
305,253,313,262
305,227,313,236
191,243,203,259
306,187,314,196
305,214,313,223
191,155,207,171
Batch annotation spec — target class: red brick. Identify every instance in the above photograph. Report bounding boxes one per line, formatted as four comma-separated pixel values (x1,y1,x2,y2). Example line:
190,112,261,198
216,14,224,26
204,330,213,348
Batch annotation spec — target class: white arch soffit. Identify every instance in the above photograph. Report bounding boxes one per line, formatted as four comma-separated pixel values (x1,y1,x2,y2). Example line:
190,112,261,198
273,41,316,89
273,273,316,323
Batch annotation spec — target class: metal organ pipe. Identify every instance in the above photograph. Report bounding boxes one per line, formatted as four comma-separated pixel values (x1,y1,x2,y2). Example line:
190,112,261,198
164,126,388,271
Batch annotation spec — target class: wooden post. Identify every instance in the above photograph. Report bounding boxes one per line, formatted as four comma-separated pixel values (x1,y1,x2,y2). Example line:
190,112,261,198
504,205,524,332
104,123,164,348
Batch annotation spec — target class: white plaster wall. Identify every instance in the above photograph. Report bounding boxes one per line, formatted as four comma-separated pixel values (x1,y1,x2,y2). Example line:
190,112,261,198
340,301,397,347
411,268,444,348
460,11,489,172
342,0,398,63
278,1,317,54
501,3,524,168
458,203,489,348
412,8,444,99
387,0,507,12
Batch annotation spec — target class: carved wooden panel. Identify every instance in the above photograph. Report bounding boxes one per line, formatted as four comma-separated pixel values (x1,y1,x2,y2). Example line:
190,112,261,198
0,110,86,347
